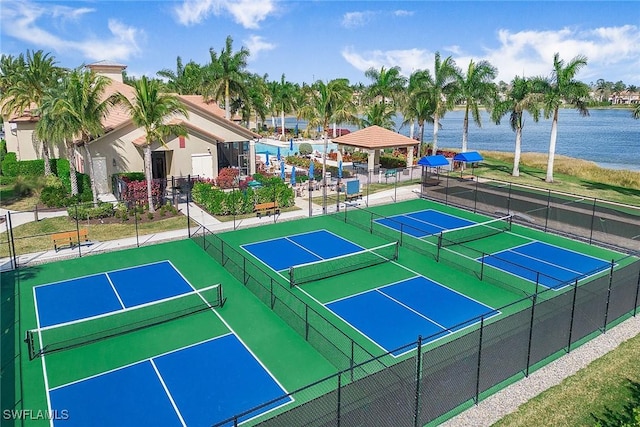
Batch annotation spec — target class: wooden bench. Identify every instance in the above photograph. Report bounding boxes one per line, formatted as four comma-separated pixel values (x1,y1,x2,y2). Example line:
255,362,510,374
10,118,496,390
384,169,397,183
345,192,362,202
254,202,280,218
52,229,89,252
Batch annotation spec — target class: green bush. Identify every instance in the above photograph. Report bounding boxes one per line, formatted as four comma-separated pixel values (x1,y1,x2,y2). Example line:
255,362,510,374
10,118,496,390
0,140,7,170
1,152,18,176
298,142,313,155
0,175,16,185
56,159,92,202
117,172,146,181
380,155,407,169
40,185,73,207
68,202,115,220
12,176,34,197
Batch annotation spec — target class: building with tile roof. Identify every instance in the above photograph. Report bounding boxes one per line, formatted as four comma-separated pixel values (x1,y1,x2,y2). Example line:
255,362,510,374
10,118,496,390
2,62,260,197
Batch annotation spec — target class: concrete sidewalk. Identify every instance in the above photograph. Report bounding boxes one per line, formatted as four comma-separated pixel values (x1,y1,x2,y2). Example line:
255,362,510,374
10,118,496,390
0,184,421,271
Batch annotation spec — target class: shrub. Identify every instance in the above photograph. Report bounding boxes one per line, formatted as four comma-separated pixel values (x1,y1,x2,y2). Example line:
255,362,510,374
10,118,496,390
121,179,162,208
0,140,6,170
68,202,115,220
298,142,313,155
1,152,18,176
380,154,407,169
216,167,239,189
12,176,34,197
40,185,73,207
117,172,146,182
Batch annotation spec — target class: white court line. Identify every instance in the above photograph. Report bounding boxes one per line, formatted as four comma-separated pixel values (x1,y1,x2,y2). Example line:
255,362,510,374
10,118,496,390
32,287,54,427
150,359,187,427
376,289,450,331
507,248,585,275
104,273,126,309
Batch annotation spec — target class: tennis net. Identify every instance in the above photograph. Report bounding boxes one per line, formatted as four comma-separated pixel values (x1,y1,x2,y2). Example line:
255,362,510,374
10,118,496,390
438,215,513,248
25,283,225,360
289,241,399,287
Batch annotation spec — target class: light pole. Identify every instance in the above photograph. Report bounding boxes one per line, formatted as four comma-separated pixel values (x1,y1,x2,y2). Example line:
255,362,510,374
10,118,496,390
322,133,328,214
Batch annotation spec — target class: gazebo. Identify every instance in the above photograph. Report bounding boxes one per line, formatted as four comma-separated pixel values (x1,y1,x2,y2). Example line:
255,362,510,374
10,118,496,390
332,125,419,173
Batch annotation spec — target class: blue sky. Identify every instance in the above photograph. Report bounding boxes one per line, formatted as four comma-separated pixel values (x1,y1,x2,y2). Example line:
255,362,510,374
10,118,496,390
1,0,639,86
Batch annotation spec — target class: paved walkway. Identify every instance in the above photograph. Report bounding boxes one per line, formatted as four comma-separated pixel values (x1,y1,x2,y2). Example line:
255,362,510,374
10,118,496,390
0,184,421,271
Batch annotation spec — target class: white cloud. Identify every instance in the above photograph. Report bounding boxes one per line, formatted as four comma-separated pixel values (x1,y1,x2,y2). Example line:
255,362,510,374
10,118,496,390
341,46,433,76
394,10,414,17
243,35,275,60
0,1,142,63
174,0,274,29
341,11,377,29
342,25,640,84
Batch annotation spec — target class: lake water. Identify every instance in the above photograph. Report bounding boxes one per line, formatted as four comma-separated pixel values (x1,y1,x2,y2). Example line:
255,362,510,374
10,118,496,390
262,109,640,171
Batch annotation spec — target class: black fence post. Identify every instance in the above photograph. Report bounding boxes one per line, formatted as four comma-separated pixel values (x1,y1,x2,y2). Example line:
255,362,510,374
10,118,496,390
474,317,484,404
473,176,479,213
507,182,512,214
305,305,309,340
75,205,82,258
602,259,616,332
186,176,191,238
544,189,551,232
525,293,537,377
567,279,579,353
7,212,17,269
270,279,275,309
589,198,597,244
414,335,423,427
634,270,640,317
337,373,342,427
134,204,140,248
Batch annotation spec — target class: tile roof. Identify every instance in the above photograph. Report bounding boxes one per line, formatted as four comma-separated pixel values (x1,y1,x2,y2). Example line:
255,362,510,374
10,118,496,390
332,125,419,149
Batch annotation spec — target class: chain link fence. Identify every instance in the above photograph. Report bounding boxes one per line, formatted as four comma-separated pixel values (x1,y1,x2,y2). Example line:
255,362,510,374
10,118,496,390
195,224,640,426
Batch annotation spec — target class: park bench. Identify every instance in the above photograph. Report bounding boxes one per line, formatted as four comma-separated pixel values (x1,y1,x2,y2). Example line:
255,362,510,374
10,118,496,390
384,169,397,183
254,202,280,218
345,192,362,202
52,229,89,252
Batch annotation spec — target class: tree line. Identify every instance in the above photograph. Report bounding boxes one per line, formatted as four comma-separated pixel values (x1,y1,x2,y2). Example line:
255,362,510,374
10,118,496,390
2,35,640,202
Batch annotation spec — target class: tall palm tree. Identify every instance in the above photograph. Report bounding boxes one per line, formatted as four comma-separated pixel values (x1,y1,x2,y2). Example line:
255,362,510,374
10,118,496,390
204,35,250,120
364,66,407,107
273,74,296,138
422,52,459,156
360,102,396,129
491,76,542,177
456,59,498,153
242,73,269,130
633,103,640,119
538,53,590,183
35,77,80,195
402,69,437,156
157,56,203,95
46,69,120,205
114,76,189,212
298,79,357,213
0,50,65,175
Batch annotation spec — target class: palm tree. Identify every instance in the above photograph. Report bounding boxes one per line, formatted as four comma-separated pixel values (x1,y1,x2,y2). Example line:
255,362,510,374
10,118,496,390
360,102,396,129
273,74,296,138
204,35,250,120
401,70,436,156
456,59,498,153
491,76,542,177
364,66,407,107
538,53,590,183
35,77,80,195
298,79,356,212
114,76,189,212
47,69,120,205
157,56,203,95
422,52,459,156
0,50,65,175
242,73,269,130
633,103,640,119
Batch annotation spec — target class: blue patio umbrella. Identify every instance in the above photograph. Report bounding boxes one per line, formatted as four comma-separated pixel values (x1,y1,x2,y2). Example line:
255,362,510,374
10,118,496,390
290,166,296,186
280,161,285,180
294,124,299,137
308,161,315,180
338,160,343,179
276,146,281,161
289,138,294,152
265,152,269,165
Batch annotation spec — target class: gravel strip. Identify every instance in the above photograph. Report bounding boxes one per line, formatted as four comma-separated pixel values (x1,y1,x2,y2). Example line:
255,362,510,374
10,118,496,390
440,314,640,427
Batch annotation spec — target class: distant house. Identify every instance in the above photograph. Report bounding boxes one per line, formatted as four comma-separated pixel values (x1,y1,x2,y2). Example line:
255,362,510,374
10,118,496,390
609,90,640,105
2,61,260,196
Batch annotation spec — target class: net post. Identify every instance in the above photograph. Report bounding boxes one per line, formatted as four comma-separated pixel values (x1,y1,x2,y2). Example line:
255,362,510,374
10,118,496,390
525,293,537,377
24,330,36,360
436,233,442,262
217,284,226,308
394,240,399,261
270,279,275,309
544,189,551,232
369,212,373,234
480,254,485,280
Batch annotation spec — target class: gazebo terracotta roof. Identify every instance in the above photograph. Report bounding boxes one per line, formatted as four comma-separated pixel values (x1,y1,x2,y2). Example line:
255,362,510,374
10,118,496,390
332,125,418,149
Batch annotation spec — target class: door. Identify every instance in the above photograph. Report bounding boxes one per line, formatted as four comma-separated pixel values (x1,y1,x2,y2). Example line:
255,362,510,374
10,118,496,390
91,157,109,194
151,151,167,179
191,153,213,179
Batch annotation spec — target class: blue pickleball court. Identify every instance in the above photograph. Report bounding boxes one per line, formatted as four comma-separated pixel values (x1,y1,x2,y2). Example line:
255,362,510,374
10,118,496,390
326,276,499,356
374,209,476,238
481,241,612,289
241,230,364,272
48,334,292,426
34,261,193,328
